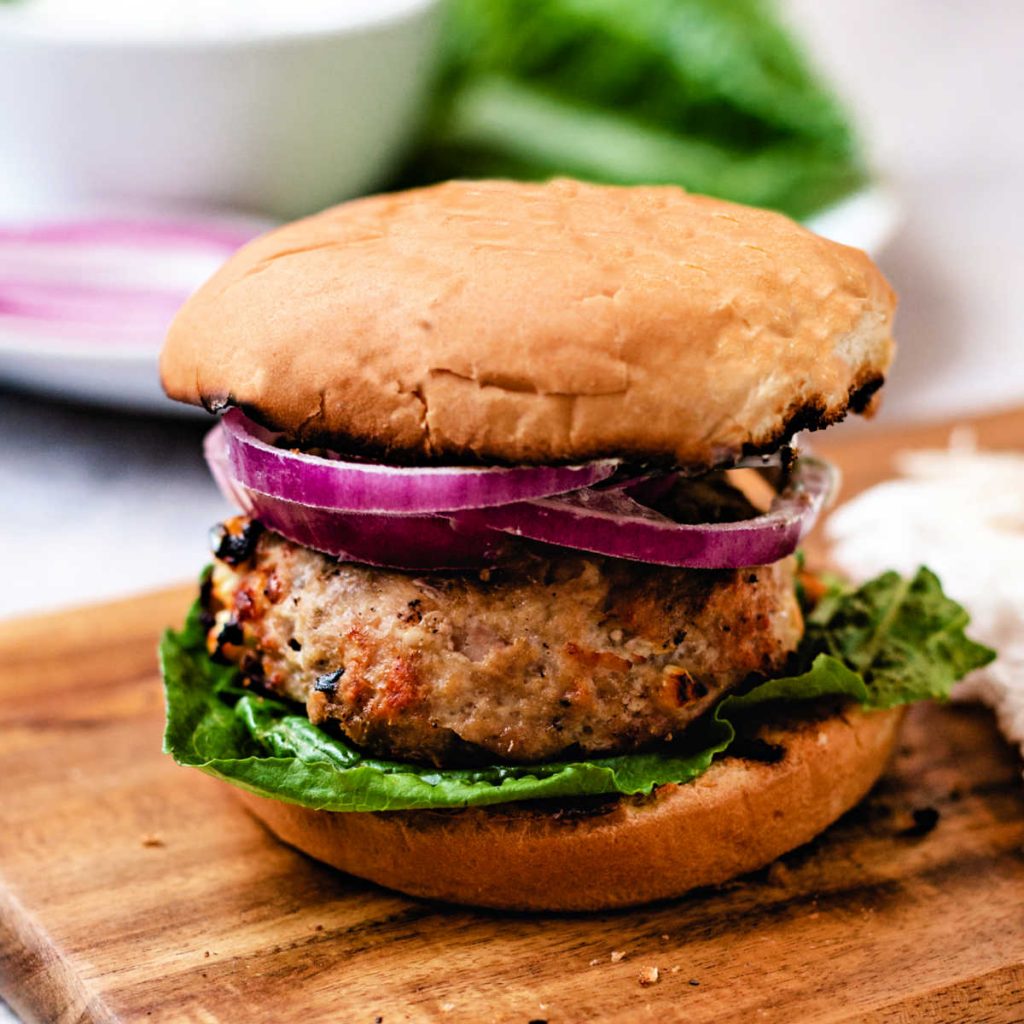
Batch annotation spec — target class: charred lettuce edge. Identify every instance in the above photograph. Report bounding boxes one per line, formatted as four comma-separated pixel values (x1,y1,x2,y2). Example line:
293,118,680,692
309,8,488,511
161,567,993,812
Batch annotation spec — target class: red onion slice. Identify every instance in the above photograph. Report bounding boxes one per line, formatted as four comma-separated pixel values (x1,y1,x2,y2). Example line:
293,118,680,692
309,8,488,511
205,424,502,569
220,409,620,515
207,420,836,571
204,424,254,513
0,215,265,349
457,458,837,569
230,492,505,570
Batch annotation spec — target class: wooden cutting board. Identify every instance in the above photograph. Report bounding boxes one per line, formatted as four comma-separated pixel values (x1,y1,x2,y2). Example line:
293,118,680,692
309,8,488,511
2,407,1024,1024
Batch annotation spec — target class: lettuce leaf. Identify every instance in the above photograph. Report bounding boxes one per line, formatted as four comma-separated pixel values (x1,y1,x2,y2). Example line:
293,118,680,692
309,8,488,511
161,567,994,812
400,0,868,219
800,568,994,707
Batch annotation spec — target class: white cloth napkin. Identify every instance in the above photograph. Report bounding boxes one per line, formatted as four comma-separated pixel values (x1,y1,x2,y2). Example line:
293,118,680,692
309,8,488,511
826,438,1024,764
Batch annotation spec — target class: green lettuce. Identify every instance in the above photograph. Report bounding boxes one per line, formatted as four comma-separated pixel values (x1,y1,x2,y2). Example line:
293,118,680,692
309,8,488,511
161,567,993,812
399,0,868,219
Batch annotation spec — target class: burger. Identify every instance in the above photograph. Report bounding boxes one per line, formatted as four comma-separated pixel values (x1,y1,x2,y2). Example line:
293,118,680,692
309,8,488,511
159,179,992,911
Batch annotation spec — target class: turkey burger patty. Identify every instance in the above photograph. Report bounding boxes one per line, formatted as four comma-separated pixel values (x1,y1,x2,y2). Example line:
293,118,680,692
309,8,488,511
205,521,802,765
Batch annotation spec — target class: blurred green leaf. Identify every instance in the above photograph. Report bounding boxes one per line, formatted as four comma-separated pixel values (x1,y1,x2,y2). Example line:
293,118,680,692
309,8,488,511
401,0,868,218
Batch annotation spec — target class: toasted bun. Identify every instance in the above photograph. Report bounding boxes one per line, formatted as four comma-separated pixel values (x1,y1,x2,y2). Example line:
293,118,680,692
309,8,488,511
161,179,895,468
233,705,903,911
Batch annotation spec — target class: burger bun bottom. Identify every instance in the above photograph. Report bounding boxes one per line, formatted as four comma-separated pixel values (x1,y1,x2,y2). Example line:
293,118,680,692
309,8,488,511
232,705,903,911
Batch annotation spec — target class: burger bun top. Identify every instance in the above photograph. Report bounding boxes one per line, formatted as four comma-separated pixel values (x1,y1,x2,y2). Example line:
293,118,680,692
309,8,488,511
160,178,895,467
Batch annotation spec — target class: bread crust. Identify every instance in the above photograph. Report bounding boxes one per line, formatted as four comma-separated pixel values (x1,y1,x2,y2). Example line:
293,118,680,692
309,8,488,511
232,704,904,911
161,179,896,468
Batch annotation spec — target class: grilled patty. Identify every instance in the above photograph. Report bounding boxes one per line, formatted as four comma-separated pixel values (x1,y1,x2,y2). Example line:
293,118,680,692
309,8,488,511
204,521,803,766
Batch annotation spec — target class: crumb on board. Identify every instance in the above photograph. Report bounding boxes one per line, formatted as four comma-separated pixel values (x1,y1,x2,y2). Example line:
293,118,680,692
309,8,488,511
670,966,680,974
440,1003,455,1013
901,806,940,837
589,958,601,967
140,834,164,848
660,934,670,942
639,966,660,987
610,950,626,963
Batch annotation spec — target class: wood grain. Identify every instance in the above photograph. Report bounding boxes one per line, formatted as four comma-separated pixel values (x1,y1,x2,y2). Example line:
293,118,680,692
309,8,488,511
2,406,1024,1024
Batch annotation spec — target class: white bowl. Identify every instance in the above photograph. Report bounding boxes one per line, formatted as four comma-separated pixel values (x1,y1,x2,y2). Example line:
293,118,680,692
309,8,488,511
0,0,441,219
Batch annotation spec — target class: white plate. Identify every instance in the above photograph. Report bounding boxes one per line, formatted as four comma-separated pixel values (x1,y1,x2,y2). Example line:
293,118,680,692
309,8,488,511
805,184,902,256
0,187,901,417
